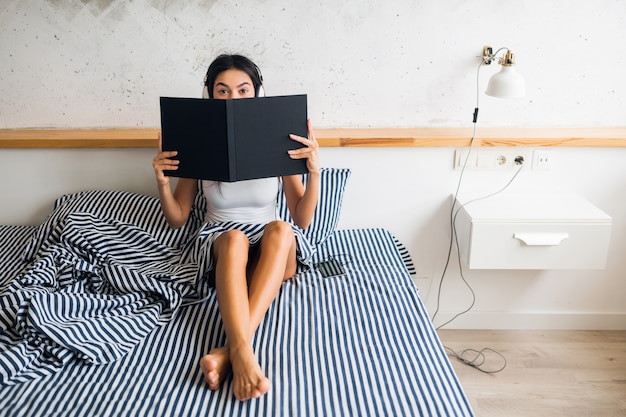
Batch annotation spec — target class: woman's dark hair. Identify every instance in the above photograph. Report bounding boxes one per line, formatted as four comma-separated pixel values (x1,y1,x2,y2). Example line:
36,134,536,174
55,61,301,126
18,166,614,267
204,54,263,98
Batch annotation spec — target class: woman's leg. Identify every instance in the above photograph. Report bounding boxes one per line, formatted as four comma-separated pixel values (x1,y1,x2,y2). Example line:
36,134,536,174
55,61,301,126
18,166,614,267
200,222,297,400
200,229,251,394
246,221,298,329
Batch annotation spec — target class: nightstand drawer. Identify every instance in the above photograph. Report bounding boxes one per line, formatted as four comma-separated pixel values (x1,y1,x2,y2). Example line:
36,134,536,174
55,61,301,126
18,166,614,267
464,222,612,269
455,193,612,269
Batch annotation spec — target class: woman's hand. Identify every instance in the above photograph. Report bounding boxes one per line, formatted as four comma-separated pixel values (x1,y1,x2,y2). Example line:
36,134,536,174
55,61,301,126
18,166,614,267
152,132,196,229
153,132,179,186
288,119,320,174
284,119,321,229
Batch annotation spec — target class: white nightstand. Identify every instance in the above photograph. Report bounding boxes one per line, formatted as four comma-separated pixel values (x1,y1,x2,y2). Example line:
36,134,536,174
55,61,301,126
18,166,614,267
454,193,612,269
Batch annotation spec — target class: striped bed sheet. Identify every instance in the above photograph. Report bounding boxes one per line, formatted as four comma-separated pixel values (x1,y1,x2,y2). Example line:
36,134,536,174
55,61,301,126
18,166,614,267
0,222,473,416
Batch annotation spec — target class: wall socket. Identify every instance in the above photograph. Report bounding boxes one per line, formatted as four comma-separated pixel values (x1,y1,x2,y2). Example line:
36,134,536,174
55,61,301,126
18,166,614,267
454,148,534,170
533,150,553,170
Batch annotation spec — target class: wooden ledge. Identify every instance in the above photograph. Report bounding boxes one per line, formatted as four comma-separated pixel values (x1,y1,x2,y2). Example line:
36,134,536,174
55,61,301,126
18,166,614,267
0,127,625,148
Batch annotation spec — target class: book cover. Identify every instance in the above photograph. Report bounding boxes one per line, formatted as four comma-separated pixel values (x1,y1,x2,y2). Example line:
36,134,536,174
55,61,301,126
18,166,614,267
160,94,309,182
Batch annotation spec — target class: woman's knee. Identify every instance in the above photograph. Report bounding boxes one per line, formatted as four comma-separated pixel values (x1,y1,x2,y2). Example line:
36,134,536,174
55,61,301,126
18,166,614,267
214,229,249,254
263,221,295,246
263,221,297,279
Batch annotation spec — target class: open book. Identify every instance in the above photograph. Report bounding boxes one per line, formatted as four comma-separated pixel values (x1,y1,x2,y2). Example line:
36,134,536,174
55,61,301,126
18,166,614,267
160,94,308,182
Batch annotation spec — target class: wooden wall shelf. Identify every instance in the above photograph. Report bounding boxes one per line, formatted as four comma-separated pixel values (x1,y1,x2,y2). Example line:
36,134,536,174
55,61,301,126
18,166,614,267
0,127,625,149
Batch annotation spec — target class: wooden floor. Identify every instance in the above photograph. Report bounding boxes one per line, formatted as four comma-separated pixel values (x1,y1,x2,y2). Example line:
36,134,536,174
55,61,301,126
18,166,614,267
437,330,626,417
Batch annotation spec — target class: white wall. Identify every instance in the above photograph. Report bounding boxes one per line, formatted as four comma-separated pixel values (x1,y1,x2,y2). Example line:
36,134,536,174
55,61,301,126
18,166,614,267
2,0,625,128
1,0,625,329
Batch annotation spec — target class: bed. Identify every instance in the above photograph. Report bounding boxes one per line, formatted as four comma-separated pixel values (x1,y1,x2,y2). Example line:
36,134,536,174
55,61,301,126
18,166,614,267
0,168,474,416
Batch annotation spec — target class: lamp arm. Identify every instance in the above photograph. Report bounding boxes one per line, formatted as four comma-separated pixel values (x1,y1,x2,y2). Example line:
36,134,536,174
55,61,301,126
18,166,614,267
482,46,512,65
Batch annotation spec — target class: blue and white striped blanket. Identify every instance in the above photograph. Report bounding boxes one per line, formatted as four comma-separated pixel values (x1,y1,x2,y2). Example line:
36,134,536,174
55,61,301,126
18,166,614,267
0,190,474,416
1,208,317,386
0,213,207,384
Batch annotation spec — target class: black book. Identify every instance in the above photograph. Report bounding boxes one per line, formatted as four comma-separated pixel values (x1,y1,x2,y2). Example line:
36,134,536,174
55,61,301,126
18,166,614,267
159,94,309,182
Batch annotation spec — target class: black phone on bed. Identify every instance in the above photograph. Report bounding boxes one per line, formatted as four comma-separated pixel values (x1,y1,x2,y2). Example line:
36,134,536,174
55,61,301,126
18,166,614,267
315,258,347,278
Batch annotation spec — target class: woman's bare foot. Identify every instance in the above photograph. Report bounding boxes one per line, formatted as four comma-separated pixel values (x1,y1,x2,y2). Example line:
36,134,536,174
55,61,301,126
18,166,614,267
199,346,231,390
230,344,270,401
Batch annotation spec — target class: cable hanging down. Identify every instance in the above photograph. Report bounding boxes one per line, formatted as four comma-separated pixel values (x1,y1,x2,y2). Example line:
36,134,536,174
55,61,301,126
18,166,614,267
432,49,526,374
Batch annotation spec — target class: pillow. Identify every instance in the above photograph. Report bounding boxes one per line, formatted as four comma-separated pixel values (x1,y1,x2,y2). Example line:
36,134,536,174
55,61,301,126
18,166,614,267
23,190,205,261
277,168,351,245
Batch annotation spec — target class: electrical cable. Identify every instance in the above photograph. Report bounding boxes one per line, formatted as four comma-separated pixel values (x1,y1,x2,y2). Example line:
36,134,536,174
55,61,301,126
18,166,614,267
436,163,524,331
444,346,508,374
431,51,524,374
431,59,483,325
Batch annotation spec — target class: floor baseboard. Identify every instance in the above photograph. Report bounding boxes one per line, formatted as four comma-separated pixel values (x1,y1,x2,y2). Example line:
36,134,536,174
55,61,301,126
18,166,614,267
432,311,626,330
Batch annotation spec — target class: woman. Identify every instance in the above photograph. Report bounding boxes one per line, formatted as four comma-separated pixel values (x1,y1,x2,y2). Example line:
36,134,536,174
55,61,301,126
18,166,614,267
152,54,320,401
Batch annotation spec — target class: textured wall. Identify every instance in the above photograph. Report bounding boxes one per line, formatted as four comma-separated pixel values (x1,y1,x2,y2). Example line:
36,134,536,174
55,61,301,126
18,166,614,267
1,0,625,128
1,1,626,330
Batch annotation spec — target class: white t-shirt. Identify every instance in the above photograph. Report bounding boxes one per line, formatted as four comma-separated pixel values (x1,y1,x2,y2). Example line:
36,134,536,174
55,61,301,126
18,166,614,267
201,177,279,224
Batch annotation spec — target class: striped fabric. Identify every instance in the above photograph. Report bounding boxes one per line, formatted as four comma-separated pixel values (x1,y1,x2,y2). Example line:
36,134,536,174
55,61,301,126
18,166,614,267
277,168,351,245
179,219,316,279
1,214,207,385
393,234,417,276
0,213,473,415
0,226,34,290
22,190,206,262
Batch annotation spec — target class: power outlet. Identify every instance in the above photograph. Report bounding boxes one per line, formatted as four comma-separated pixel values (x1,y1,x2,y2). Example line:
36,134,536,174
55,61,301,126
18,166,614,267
455,149,532,170
533,150,553,170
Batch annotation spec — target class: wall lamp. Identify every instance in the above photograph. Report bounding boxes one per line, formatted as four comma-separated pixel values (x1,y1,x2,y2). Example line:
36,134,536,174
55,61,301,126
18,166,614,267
481,45,525,98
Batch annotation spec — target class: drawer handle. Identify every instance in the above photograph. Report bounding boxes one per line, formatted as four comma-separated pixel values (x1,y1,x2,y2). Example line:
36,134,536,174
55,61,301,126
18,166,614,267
514,232,569,246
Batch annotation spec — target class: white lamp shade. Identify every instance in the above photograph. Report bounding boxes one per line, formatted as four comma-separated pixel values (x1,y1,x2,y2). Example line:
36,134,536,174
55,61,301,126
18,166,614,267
485,65,526,98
